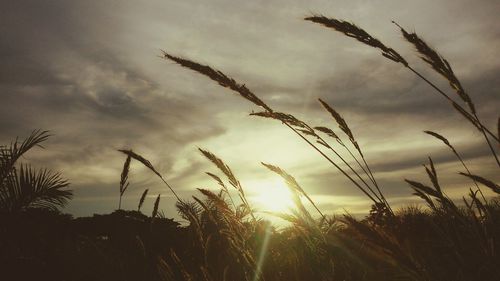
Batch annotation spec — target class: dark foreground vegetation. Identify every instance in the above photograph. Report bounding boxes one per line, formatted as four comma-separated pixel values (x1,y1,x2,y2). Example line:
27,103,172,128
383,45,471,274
1,15,499,281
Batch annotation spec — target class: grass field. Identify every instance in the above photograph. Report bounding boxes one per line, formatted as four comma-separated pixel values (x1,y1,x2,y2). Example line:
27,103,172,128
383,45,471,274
1,14,499,281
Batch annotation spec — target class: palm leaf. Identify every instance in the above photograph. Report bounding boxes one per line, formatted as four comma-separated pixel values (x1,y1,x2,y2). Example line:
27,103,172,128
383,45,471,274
1,164,72,212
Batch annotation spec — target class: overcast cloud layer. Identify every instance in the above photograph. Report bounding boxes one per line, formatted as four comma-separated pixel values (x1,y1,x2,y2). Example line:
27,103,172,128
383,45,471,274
1,0,499,219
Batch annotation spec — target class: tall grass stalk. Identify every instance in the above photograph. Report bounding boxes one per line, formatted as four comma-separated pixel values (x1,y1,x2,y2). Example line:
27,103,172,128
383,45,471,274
161,52,390,211
305,16,499,167
118,149,181,202
424,130,486,202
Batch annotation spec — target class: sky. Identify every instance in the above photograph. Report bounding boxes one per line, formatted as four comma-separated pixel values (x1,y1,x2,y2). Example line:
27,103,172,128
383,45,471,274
1,0,499,220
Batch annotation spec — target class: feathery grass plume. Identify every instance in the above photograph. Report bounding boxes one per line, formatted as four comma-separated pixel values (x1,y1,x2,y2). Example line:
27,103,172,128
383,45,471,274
267,211,301,225
206,172,225,188
251,111,316,137
199,149,239,190
424,131,453,151
425,157,440,194
459,173,500,194
250,110,331,148
318,99,362,155
118,149,181,202
464,188,486,216
251,110,339,151
262,162,325,220
161,51,272,112
393,21,474,113
205,172,236,209
463,189,475,211
316,125,367,166
317,99,391,211
306,15,499,148
424,130,484,200
406,158,456,211
253,109,386,209
197,188,233,216
192,196,215,224
195,190,234,228
162,51,344,159
152,194,161,218
162,50,384,198
181,188,256,280
405,179,440,199
314,126,341,143
199,148,255,220
162,51,359,207
176,200,202,223
161,51,386,211
250,111,338,155
393,21,499,165
307,15,500,146
271,193,319,235
305,15,408,66
118,149,160,178
161,51,334,152
118,155,131,209
138,188,148,212
411,188,437,210
119,155,131,190
175,200,205,249
303,11,497,200
315,125,380,191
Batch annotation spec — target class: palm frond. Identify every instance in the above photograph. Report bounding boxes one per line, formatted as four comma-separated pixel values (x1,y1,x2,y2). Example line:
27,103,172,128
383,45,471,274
0,130,50,185
1,164,72,212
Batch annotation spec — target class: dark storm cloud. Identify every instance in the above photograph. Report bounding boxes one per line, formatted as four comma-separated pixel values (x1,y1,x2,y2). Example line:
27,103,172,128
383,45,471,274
0,0,225,142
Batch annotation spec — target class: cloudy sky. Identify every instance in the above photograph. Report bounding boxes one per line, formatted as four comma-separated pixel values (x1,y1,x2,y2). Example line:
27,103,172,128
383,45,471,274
1,0,499,219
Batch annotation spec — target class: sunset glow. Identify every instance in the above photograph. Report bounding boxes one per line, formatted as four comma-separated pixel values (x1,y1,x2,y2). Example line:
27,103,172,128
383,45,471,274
252,179,295,213
2,1,499,280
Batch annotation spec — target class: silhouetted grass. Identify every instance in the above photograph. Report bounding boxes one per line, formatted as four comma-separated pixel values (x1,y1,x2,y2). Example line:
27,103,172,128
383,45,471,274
1,13,499,281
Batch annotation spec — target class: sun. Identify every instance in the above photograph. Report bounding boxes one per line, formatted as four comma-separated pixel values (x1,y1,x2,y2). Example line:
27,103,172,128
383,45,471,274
252,179,295,213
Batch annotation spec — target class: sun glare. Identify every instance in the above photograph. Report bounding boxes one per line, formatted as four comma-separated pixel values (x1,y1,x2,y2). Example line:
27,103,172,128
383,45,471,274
252,179,295,213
